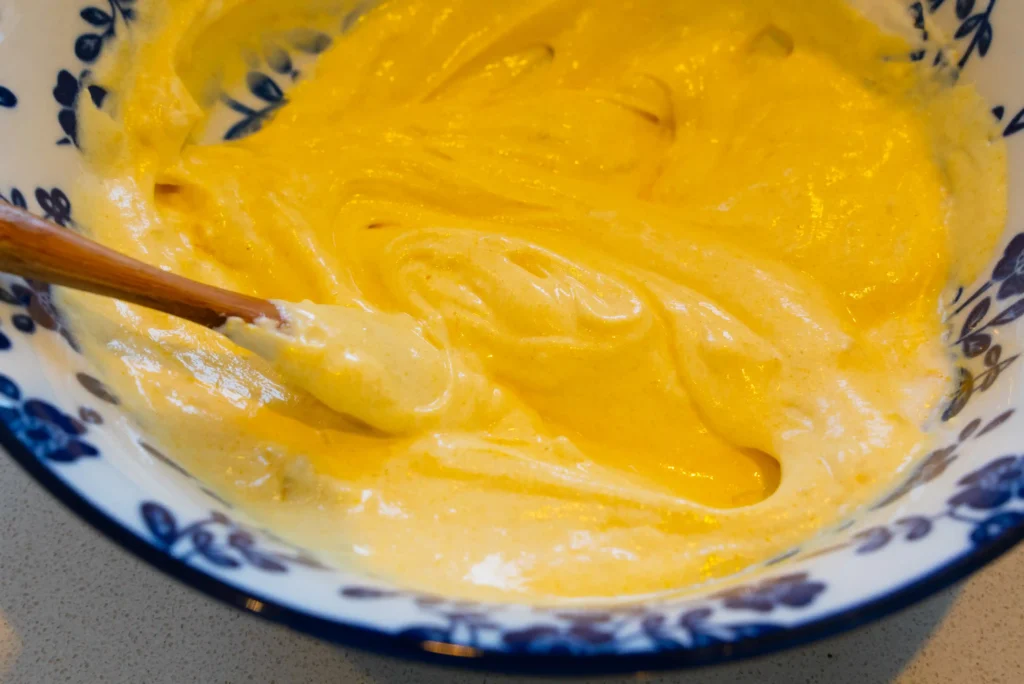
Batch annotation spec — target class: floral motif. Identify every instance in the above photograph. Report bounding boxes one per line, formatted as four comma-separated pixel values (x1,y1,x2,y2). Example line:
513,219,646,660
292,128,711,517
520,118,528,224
140,501,326,572
875,409,1015,508
849,518,932,554
993,234,1024,299
0,185,73,228
34,188,73,226
813,450,1023,559
926,0,998,68
0,372,99,463
943,350,1019,421
223,73,289,142
0,187,26,210
799,406,1020,564
908,2,952,68
942,233,1024,421
992,105,1024,137
952,0,996,68
874,445,958,509
76,372,119,405
75,0,136,64
644,608,784,649
970,511,1024,545
53,69,107,147
340,582,801,654
222,30,332,141
0,279,80,353
950,455,1024,509
139,441,192,478
951,289,1024,364
51,0,128,148
502,615,623,656
714,573,825,613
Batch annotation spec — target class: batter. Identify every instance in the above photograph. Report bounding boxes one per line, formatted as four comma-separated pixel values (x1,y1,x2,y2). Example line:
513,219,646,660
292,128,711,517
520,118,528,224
65,0,1006,601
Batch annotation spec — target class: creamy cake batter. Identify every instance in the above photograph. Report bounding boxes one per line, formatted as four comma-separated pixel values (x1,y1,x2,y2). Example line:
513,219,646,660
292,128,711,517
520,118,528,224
65,0,1006,601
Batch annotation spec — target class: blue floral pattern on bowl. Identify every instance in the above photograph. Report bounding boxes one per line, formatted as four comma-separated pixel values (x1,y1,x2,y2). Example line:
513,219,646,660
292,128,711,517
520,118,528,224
0,0,1022,674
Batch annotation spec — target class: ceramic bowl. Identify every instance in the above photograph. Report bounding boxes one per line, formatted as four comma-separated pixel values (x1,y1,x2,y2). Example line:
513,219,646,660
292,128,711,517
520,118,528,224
0,0,1022,674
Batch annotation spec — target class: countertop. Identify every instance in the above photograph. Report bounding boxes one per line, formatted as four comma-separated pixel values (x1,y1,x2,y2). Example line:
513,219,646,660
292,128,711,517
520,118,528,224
1,454,1021,684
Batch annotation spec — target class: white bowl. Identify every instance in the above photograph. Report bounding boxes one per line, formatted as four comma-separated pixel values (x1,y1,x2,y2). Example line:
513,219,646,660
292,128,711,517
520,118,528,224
0,0,1021,674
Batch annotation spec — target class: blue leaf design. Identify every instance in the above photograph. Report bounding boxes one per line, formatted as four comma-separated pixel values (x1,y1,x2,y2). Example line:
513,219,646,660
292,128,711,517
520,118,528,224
23,399,85,435
854,527,893,553
952,486,1011,510
0,87,16,108
9,189,25,209
956,0,976,19
88,85,108,107
35,188,73,226
977,409,1016,438
265,46,293,75
141,502,179,546
990,300,1024,326
76,372,120,405
909,2,926,29
53,71,80,107
12,313,35,333
80,7,113,26
58,110,78,146
957,456,1016,486
1004,108,1024,137
134,501,323,574
75,34,104,63
961,297,990,338
246,72,284,103
223,97,257,116
211,511,231,525
227,530,255,547
45,449,79,463
192,530,242,568
11,284,33,304
959,418,982,441
963,333,991,358
955,14,984,39
971,512,1024,545
896,516,933,540
0,374,21,400
224,116,265,142
239,550,288,572
976,22,993,56
65,439,98,457
48,440,99,462
289,29,332,54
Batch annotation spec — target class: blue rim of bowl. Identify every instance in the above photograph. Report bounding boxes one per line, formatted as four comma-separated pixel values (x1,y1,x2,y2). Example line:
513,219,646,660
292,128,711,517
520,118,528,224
3,419,1022,675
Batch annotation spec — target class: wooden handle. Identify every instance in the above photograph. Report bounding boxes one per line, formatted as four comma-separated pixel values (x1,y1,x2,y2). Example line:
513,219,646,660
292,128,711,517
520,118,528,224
0,202,281,327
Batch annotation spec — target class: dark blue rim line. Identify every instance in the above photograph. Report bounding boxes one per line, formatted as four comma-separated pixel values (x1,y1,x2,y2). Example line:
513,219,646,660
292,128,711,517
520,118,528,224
3,421,1022,676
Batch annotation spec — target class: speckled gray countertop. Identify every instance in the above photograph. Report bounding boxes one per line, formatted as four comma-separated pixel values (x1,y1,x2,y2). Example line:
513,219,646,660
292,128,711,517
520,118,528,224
1,454,1021,684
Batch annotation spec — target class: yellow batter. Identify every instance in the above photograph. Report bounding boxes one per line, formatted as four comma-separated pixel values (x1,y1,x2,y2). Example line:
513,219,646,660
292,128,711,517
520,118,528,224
66,0,1006,602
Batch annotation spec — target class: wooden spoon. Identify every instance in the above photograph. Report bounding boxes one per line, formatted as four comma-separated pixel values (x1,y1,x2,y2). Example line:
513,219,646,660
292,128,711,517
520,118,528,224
0,202,282,327
0,201,452,435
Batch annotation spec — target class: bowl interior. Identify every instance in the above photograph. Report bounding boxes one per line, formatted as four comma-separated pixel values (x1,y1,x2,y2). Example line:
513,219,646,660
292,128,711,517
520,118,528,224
0,0,1022,670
